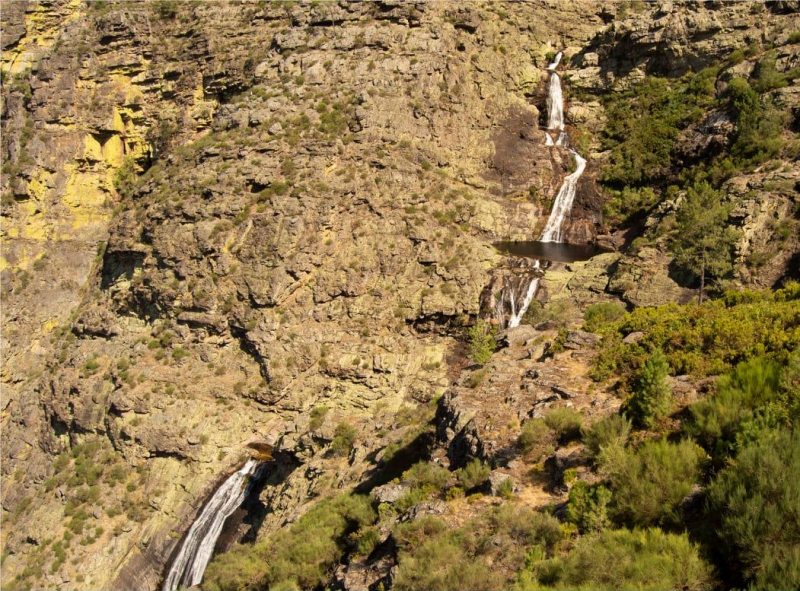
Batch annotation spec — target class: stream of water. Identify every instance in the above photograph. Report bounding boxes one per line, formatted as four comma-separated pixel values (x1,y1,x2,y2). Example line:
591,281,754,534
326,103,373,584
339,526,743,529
162,459,262,591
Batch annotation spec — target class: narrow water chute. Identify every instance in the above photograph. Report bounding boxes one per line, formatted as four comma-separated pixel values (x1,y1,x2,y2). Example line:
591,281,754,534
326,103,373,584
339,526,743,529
539,151,587,243
162,459,261,591
508,277,539,329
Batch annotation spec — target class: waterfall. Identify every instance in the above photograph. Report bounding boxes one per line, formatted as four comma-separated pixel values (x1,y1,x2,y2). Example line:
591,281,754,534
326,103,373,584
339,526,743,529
546,72,564,132
540,49,587,243
162,459,261,591
539,151,586,243
508,277,539,329
485,260,542,329
547,51,563,71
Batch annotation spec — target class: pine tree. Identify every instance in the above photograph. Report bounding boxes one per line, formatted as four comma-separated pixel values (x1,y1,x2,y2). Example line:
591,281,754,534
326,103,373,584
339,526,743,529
671,181,740,303
467,319,496,366
623,349,672,428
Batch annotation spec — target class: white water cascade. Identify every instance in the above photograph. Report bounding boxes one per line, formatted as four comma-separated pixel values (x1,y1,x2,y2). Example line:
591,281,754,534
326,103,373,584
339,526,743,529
486,260,541,329
540,49,587,243
508,277,539,329
545,51,564,145
162,459,261,591
539,151,587,243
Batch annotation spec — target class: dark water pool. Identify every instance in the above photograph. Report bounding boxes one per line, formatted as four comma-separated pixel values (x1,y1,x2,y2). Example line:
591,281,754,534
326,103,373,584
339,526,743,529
494,241,603,263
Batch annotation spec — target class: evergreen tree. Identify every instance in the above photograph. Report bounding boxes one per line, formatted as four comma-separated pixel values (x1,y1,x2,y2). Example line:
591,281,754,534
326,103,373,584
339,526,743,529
671,181,740,302
623,349,672,428
467,319,496,366
706,428,800,590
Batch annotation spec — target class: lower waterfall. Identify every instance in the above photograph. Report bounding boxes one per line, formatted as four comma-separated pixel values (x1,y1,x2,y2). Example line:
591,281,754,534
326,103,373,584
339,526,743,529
508,277,539,329
485,260,543,329
539,151,586,243
162,459,262,591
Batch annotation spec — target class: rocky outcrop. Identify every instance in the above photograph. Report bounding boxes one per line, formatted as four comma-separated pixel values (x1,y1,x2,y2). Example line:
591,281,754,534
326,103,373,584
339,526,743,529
2,1,798,589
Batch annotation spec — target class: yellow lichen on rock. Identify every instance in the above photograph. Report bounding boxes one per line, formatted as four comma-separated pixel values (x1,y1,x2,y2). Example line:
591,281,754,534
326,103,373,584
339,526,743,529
1,0,83,75
26,170,51,202
102,134,126,168
83,133,104,162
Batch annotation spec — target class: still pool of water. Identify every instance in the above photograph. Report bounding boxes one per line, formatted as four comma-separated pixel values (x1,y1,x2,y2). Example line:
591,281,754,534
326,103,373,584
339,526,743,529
494,241,603,263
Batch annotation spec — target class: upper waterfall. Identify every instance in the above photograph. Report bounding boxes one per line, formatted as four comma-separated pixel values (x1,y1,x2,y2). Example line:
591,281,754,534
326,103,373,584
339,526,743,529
546,72,564,132
162,459,261,591
539,151,587,243
540,50,587,243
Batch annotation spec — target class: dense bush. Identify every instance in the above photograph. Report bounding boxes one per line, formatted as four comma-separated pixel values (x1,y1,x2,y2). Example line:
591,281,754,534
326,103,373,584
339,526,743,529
517,419,556,460
686,354,797,462
566,481,612,533
603,185,660,227
728,75,788,166
467,320,497,366
706,428,800,590
393,461,452,513
394,506,563,591
592,285,800,385
606,438,704,527
204,494,376,591
520,527,714,590
581,414,631,463
543,408,583,443
601,75,710,189
621,349,673,428
458,459,491,490
582,302,627,333
331,423,357,457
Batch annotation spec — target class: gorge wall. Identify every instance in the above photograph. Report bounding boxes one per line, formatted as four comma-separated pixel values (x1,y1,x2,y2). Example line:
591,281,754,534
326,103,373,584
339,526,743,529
1,1,798,589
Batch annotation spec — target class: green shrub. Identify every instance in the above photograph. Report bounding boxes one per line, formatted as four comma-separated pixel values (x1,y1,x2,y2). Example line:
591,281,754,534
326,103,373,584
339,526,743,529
522,299,577,329
354,527,381,557
602,186,660,227
113,157,138,199
517,419,556,459
520,527,714,590
543,408,582,443
566,482,612,533
607,438,704,527
706,428,800,590
789,31,800,44
582,414,631,463
458,459,491,490
752,53,789,93
331,423,357,457
204,494,375,591
308,406,328,431
728,76,788,166
582,302,627,333
401,461,450,491
592,285,800,385
394,507,562,591
600,75,710,189
467,320,496,366
622,349,672,428
686,356,789,462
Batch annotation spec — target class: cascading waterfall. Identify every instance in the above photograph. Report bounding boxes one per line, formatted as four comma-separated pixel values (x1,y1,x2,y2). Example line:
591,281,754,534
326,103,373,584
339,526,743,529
540,50,587,243
487,260,542,329
545,51,564,146
508,277,539,329
162,459,261,591
539,151,586,243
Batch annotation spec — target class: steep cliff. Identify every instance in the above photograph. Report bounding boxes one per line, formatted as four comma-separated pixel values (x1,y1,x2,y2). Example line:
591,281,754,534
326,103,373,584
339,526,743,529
1,1,798,590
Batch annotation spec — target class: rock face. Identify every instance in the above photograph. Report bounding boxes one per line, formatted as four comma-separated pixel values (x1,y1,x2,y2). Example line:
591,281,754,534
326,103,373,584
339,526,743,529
1,1,798,589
